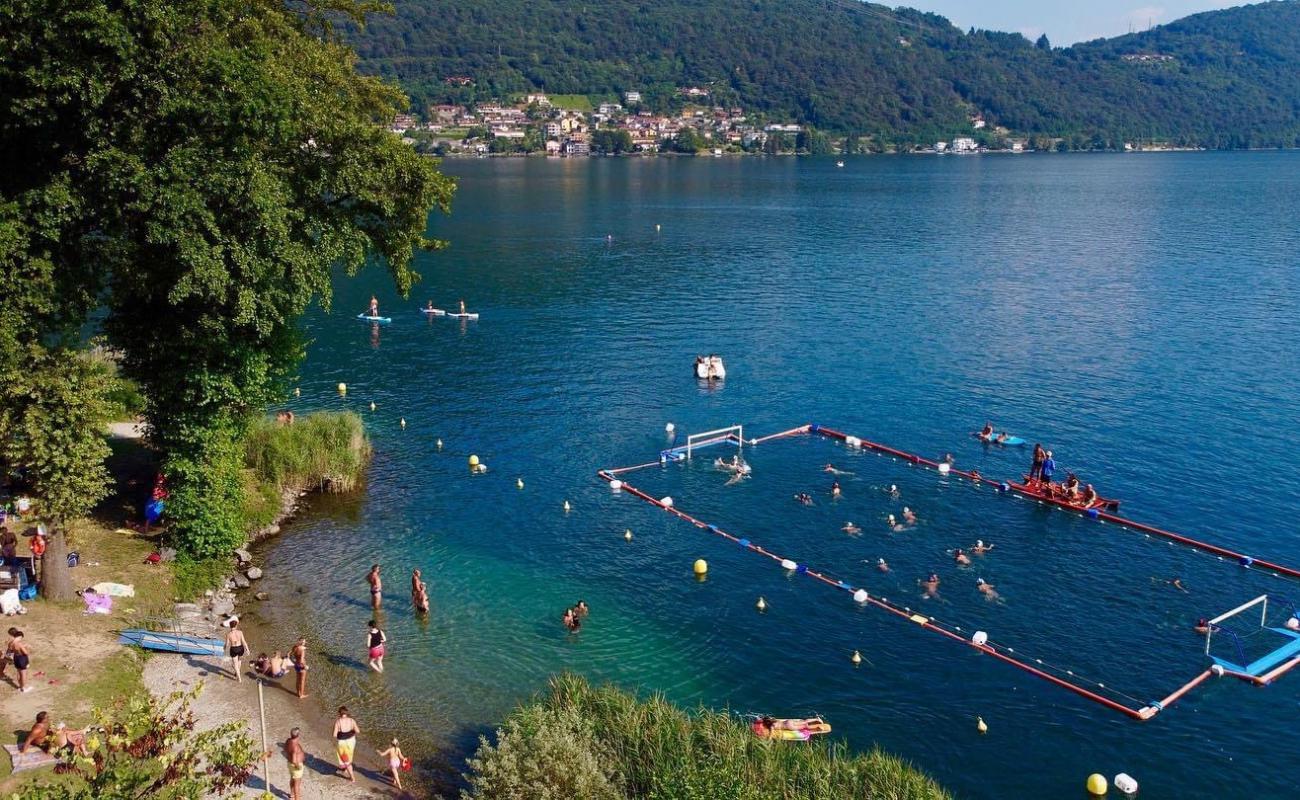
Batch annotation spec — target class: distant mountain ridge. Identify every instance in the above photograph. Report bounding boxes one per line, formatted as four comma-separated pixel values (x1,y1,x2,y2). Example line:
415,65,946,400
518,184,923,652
348,0,1300,147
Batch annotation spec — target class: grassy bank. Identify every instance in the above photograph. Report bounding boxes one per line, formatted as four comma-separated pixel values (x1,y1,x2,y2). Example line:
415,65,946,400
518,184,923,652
463,674,950,800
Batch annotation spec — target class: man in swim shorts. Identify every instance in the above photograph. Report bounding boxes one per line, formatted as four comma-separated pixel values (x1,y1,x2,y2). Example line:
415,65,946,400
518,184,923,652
284,727,306,800
367,564,382,609
9,628,30,692
224,619,247,683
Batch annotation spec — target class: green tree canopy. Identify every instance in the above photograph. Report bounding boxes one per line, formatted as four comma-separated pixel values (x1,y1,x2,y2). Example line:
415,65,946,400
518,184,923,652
0,0,454,558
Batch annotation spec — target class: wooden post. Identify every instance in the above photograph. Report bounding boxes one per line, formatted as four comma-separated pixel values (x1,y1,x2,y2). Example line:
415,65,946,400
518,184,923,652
258,679,272,797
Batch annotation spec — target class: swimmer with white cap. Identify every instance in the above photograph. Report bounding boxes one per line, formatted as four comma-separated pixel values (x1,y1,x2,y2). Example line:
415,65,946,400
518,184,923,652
876,558,889,572
953,548,971,566
886,514,905,532
902,506,916,524
888,484,899,498
842,521,861,534
976,577,999,600
971,539,994,555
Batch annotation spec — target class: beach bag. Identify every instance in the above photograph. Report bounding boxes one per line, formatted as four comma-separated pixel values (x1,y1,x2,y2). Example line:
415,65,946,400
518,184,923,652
66,551,79,568
18,584,36,601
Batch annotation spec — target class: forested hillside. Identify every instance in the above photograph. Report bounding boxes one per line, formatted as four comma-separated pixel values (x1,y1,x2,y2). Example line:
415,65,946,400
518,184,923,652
348,0,1300,147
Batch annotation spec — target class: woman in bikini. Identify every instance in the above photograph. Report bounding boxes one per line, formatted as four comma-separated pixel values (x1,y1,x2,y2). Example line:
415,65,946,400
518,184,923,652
333,706,359,781
378,738,406,789
367,564,382,610
367,620,387,673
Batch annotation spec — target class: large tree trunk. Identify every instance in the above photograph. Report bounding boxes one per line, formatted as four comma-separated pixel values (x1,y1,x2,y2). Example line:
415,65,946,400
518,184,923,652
40,523,75,601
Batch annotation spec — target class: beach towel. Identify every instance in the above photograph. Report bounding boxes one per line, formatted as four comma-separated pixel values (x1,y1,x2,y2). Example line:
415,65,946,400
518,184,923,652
3,743,58,773
83,592,112,614
92,582,135,598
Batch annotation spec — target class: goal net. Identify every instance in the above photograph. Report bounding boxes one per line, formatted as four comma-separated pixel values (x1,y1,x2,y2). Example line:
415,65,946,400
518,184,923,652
686,425,744,460
1205,594,1300,676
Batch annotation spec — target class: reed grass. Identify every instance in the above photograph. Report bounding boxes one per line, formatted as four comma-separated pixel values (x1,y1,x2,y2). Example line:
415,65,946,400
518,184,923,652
242,411,371,494
466,674,950,800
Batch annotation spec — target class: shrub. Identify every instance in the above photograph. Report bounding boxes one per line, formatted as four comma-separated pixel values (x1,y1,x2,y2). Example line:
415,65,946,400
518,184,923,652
465,675,950,800
243,411,370,493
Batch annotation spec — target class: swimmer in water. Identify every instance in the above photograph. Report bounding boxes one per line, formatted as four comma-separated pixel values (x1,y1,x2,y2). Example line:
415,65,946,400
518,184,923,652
976,577,999,601
888,484,900,499
725,471,747,486
425,300,435,311
971,539,994,555
1153,577,1189,593
831,481,841,498
942,453,955,466
842,522,861,534
902,506,917,525
794,493,813,506
876,558,889,572
953,548,971,566
823,464,854,476
979,421,993,440
919,573,940,598
1194,618,1211,635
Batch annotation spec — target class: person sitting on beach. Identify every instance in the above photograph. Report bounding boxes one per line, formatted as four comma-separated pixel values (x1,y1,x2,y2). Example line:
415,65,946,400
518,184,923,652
954,548,971,566
252,653,271,676
971,539,994,555
265,651,288,678
19,711,49,754
920,573,940,598
842,521,861,534
976,578,999,601
902,507,917,525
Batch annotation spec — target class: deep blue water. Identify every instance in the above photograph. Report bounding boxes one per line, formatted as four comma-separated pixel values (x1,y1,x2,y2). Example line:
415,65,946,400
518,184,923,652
262,153,1300,798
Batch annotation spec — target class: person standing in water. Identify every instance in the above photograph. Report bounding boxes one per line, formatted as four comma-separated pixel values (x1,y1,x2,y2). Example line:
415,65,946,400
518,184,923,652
367,620,387,672
224,620,247,683
291,637,309,699
332,707,359,782
367,564,382,609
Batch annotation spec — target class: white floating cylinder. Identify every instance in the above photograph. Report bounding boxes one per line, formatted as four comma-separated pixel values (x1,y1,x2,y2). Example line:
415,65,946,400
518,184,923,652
853,589,869,603
1113,774,1139,795
972,631,989,646
845,436,861,448
938,463,951,475
780,559,797,571
609,480,624,490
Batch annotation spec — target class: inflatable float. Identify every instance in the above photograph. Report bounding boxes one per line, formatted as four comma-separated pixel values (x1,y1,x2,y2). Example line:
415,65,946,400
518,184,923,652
695,355,725,380
972,431,1025,446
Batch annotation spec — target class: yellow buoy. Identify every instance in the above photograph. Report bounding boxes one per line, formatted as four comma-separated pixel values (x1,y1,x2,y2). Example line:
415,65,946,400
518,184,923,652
369,401,376,411
516,478,524,489
693,559,708,575
337,382,347,395
756,596,767,611
436,438,443,450
1086,774,1108,796
400,418,406,429
293,387,301,397
851,650,862,665
624,529,633,541
563,500,571,513
976,716,988,734
468,454,480,467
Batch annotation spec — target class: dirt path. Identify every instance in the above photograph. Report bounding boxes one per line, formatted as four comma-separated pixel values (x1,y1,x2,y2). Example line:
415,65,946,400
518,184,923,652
143,652,403,799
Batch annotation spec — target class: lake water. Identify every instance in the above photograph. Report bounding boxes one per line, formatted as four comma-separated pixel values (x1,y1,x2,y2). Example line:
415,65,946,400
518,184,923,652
260,153,1300,798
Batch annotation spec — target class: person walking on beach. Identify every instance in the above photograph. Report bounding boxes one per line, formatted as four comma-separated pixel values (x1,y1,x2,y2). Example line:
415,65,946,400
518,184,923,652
367,620,387,672
332,707,358,782
8,628,31,692
291,637,309,699
367,564,382,609
283,727,306,800
224,619,247,682
378,737,406,790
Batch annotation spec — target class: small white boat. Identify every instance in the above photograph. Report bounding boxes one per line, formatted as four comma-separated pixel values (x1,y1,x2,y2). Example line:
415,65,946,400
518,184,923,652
694,355,726,380
836,161,845,168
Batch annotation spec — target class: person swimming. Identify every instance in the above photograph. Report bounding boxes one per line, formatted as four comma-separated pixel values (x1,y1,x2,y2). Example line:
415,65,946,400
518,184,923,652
794,493,813,506
954,548,971,566
920,573,940,598
902,506,917,524
976,577,999,601
971,539,994,555
823,464,854,476
979,421,993,440
888,484,900,499
831,481,841,498
942,453,955,465
1157,577,1189,593
876,558,889,573
1194,618,1211,635
842,521,861,534
995,431,1009,444
562,608,581,632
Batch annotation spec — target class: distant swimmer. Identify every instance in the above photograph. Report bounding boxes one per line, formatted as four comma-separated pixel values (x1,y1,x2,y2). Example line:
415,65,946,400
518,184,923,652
888,484,900,499
971,539,994,555
1155,577,1189,593
725,471,746,486
886,514,906,532
562,607,581,632
976,577,999,601
876,558,889,573
942,453,955,466
979,421,994,441
995,432,1009,444
953,548,971,566
1194,618,1211,635
368,295,379,316
794,492,813,506
823,464,854,476
919,573,940,598
831,481,842,498
842,522,861,534
606,234,613,242
902,506,917,525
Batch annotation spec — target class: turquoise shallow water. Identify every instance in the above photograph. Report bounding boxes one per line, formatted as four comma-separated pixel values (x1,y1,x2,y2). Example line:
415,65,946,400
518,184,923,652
262,153,1300,798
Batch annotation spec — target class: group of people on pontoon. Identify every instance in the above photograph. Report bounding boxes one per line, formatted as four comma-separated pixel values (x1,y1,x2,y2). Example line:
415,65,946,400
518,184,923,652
1026,443,1101,508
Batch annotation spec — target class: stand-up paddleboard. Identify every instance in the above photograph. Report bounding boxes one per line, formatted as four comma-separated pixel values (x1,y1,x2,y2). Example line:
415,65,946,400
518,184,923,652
357,313,392,324
446,312,479,320
421,307,447,316
972,432,1025,447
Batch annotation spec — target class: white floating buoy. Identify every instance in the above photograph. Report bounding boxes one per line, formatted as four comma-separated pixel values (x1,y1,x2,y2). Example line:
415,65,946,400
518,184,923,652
624,529,633,541
938,463,951,475
337,382,347,395
976,716,988,734
516,478,524,489
780,559,797,571
660,496,674,508
845,436,861,448
369,401,376,412
853,589,868,603
400,418,406,429
665,422,675,433
851,649,862,665
972,631,988,646
293,387,301,397
656,223,661,232
756,596,767,612
609,479,624,491
563,500,571,513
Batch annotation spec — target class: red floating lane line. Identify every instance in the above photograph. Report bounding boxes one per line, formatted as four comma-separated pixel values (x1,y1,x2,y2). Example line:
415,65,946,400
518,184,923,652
1157,669,1214,709
1255,656,1300,685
